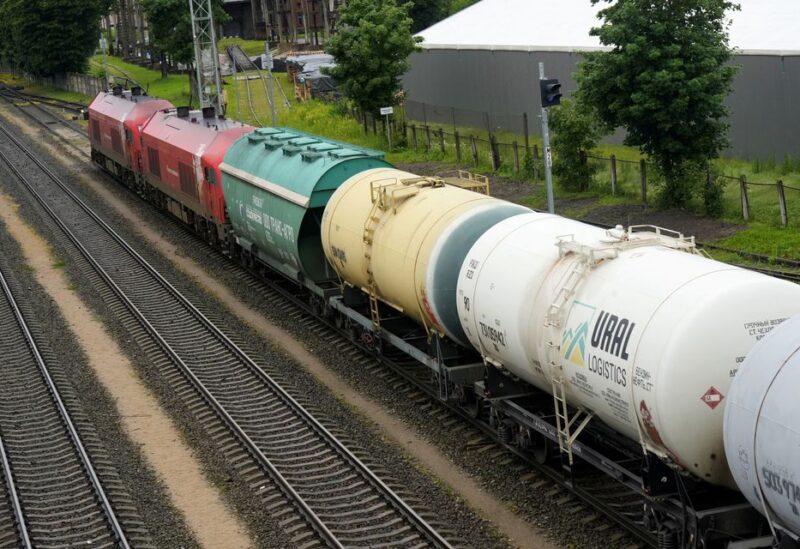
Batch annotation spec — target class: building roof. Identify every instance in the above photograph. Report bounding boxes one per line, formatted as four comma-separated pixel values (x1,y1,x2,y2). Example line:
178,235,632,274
418,0,800,56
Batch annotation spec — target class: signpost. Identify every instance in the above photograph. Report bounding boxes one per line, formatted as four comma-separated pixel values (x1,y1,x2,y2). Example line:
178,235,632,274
538,62,562,214
380,106,394,151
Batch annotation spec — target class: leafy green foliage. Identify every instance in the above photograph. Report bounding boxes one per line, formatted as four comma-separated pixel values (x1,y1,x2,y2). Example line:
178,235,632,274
0,0,106,76
703,170,726,217
447,0,478,14
141,0,228,65
326,0,421,116
576,0,740,208
408,0,448,32
549,100,603,192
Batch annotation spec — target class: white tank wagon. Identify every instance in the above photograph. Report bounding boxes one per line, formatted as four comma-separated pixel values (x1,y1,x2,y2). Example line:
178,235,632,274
320,167,527,344
456,212,800,487
725,314,800,541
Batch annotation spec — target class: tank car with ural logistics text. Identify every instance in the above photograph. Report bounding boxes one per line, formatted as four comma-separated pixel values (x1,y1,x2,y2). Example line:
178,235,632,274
85,88,800,548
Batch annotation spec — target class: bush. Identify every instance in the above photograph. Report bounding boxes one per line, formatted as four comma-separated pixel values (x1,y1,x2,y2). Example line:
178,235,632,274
703,171,726,218
549,100,603,192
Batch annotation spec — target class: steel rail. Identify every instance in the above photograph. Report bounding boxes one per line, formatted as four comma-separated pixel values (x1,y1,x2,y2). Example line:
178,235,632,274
0,120,451,548
0,430,29,548
0,265,131,549
0,90,90,159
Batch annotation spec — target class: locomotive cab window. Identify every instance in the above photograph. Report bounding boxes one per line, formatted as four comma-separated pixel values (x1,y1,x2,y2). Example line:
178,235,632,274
125,129,134,144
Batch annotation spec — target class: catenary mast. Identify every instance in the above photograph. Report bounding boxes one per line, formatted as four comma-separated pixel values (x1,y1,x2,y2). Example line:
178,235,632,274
189,0,225,115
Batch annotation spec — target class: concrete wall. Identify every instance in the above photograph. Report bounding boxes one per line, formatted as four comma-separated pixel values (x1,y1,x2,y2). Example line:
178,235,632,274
404,48,800,160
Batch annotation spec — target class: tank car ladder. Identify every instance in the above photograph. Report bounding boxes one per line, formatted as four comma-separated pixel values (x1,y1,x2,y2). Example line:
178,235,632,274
546,260,594,468
545,238,616,469
362,177,445,332
363,197,383,331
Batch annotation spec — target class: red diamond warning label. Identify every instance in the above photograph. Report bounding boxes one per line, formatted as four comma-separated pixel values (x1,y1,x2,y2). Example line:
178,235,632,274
701,386,725,410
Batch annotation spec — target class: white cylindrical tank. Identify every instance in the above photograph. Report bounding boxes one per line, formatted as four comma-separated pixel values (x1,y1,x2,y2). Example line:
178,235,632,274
457,212,800,487
724,315,800,536
321,168,527,344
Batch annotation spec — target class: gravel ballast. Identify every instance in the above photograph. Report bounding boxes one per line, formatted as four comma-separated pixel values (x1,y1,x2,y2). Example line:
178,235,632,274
0,106,643,548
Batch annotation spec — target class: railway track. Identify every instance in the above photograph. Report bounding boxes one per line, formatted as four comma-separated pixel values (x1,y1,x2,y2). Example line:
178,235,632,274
0,120,454,548
0,261,131,547
8,97,793,546
0,87,89,158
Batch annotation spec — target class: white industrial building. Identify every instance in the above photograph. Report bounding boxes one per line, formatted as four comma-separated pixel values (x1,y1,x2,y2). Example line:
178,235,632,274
403,0,800,160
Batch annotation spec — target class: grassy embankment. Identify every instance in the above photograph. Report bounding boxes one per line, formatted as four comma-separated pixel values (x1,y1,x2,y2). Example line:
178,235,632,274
12,53,800,261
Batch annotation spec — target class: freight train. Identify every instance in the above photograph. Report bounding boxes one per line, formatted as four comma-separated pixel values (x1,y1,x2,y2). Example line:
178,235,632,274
86,88,800,548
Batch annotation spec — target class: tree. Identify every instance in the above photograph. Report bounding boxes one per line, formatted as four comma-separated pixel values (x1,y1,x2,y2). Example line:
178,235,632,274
326,0,421,118
141,0,228,66
576,0,739,208
550,100,603,192
0,0,106,76
408,0,448,33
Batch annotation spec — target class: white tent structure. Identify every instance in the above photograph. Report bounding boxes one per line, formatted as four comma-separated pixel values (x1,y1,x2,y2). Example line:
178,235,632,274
404,0,800,159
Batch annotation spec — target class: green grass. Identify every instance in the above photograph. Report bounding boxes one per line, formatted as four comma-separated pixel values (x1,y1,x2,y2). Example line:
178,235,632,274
218,37,269,57
714,223,800,261
0,72,93,104
14,56,800,260
88,55,194,106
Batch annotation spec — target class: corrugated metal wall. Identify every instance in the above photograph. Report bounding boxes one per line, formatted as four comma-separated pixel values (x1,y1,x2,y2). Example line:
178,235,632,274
403,49,800,160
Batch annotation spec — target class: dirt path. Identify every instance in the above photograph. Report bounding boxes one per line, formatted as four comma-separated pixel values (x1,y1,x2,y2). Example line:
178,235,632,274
0,107,558,549
0,190,253,549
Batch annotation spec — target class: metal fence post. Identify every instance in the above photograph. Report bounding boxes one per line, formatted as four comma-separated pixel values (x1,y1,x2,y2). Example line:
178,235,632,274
438,128,445,154
490,135,499,171
639,159,647,203
411,124,418,150
740,175,749,220
777,179,788,226
455,131,462,164
513,141,520,173
425,125,432,151
610,155,617,195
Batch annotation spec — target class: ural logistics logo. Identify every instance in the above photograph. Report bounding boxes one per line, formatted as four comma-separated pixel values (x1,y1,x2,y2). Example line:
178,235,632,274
561,301,596,367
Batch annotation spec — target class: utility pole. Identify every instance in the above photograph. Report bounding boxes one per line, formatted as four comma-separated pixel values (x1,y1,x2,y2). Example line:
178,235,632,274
265,48,277,126
189,0,225,115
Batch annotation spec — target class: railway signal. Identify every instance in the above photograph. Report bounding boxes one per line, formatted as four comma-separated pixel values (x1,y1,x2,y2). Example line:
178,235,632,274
538,64,558,214
539,78,563,108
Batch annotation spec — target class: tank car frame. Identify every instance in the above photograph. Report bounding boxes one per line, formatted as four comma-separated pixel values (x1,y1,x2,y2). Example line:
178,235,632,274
85,98,794,548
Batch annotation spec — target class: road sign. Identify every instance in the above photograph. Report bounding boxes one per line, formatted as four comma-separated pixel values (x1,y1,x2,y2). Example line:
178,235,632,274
380,106,394,116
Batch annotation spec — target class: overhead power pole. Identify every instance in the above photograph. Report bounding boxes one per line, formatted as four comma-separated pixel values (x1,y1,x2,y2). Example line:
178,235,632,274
189,0,225,115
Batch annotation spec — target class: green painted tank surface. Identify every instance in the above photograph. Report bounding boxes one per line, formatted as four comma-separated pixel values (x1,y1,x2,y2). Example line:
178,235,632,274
220,127,390,283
